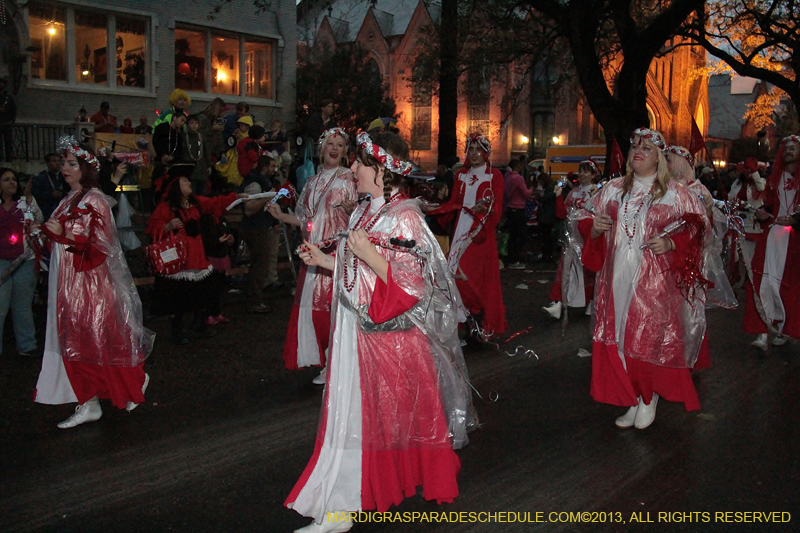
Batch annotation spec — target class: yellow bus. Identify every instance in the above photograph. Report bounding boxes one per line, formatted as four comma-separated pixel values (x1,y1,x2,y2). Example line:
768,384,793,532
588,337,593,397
543,144,606,180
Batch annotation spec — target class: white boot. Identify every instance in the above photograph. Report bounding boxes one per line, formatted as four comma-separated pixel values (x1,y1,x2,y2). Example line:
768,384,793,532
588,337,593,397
615,406,638,428
634,393,659,429
312,367,327,385
751,333,768,351
126,373,151,411
57,397,102,429
294,511,353,533
772,334,788,346
542,301,562,319
585,300,593,316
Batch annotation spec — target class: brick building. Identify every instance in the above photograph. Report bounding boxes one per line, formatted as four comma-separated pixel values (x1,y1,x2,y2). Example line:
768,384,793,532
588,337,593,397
298,0,708,168
0,0,296,161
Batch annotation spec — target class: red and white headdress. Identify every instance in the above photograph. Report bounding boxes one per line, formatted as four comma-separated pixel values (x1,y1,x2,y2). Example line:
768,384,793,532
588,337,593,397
579,159,600,175
666,145,694,168
318,127,349,151
465,133,491,159
630,127,667,152
780,135,800,147
356,132,413,176
56,135,100,171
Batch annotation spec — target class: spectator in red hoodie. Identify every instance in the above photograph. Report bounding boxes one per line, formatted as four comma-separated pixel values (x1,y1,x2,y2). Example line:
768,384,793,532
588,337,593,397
236,125,266,178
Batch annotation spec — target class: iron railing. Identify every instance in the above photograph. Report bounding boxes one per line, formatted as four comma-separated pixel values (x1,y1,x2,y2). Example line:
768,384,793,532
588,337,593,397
3,123,80,162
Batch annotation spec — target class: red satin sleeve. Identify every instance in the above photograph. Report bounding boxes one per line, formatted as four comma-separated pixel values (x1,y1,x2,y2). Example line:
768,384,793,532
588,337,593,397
579,218,606,273
368,263,419,324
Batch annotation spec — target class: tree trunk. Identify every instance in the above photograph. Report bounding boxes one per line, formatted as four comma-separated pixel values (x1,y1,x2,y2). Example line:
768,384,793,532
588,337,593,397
437,0,459,165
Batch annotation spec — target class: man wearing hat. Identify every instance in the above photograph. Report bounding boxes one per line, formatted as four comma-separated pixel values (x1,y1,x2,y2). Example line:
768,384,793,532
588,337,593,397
90,101,118,133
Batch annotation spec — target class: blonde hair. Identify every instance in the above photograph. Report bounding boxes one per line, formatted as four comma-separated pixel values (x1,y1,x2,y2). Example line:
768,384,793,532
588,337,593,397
666,151,694,182
168,89,191,107
622,137,670,203
318,131,349,168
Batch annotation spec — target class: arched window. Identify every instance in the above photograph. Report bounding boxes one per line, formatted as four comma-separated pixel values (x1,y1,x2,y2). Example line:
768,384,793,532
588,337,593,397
366,58,381,79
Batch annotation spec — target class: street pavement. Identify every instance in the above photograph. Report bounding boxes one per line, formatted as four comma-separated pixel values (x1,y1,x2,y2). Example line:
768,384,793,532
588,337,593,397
1,264,798,532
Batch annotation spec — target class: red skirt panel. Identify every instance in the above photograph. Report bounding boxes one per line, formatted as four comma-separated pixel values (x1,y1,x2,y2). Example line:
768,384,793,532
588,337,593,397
63,360,146,409
282,305,331,370
590,342,701,412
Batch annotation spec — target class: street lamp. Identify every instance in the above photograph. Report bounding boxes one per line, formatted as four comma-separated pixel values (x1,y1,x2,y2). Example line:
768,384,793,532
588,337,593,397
756,129,767,161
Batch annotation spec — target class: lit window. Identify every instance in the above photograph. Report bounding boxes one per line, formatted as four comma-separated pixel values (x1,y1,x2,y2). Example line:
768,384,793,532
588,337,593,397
28,3,66,81
245,41,272,99
175,25,276,100
74,11,108,85
212,34,239,96
116,17,147,88
174,28,206,92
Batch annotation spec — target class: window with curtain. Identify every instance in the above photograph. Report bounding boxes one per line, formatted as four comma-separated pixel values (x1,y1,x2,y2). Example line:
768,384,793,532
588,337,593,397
28,3,67,81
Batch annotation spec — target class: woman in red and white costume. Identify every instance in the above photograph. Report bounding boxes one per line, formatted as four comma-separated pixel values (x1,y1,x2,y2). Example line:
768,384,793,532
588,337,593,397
270,128,357,377
729,157,766,265
428,133,506,336
667,145,737,312
286,132,474,533
744,135,800,350
34,136,154,428
578,128,710,430
542,160,599,320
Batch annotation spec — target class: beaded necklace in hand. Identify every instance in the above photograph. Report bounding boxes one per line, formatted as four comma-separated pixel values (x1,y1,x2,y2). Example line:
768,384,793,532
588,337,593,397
621,181,655,247
342,192,401,292
305,167,343,226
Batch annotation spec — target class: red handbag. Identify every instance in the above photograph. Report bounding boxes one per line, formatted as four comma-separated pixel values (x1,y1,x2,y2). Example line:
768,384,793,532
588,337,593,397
144,228,187,276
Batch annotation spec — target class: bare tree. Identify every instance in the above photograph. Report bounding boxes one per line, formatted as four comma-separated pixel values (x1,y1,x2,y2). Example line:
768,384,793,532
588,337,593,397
680,0,800,115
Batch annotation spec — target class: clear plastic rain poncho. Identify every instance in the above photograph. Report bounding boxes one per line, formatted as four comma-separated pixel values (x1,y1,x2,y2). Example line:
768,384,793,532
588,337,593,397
558,186,594,307
293,167,357,311
580,177,711,368
683,180,738,309
47,188,154,366
328,196,476,450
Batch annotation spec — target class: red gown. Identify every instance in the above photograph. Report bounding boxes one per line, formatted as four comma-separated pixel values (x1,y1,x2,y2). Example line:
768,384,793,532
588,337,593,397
742,174,800,337
579,177,709,411
35,189,153,409
286,196,474,521
431,165,507,335
282,167,357,369
549,185,596,306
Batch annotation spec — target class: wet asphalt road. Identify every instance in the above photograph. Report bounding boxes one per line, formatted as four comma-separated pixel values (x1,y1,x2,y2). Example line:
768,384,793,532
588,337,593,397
1,265,798,533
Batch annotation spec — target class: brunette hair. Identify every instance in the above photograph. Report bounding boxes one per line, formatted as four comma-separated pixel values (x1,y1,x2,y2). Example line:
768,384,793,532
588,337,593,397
166,174,197,211
356,132,410,202
578,161,599,175
74,145,100,190
0,167,21,201
202,97,226,119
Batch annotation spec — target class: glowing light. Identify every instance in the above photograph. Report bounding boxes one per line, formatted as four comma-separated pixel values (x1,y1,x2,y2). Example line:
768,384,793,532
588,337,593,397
9,234,18,244
48,26,56,35
306,221,313,233
81,70,89,76
216,71,227,82
552,136,560,145
521,135,529,144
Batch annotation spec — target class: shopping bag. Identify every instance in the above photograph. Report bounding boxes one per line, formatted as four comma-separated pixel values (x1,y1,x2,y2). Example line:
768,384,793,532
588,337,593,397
144,229,187,276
